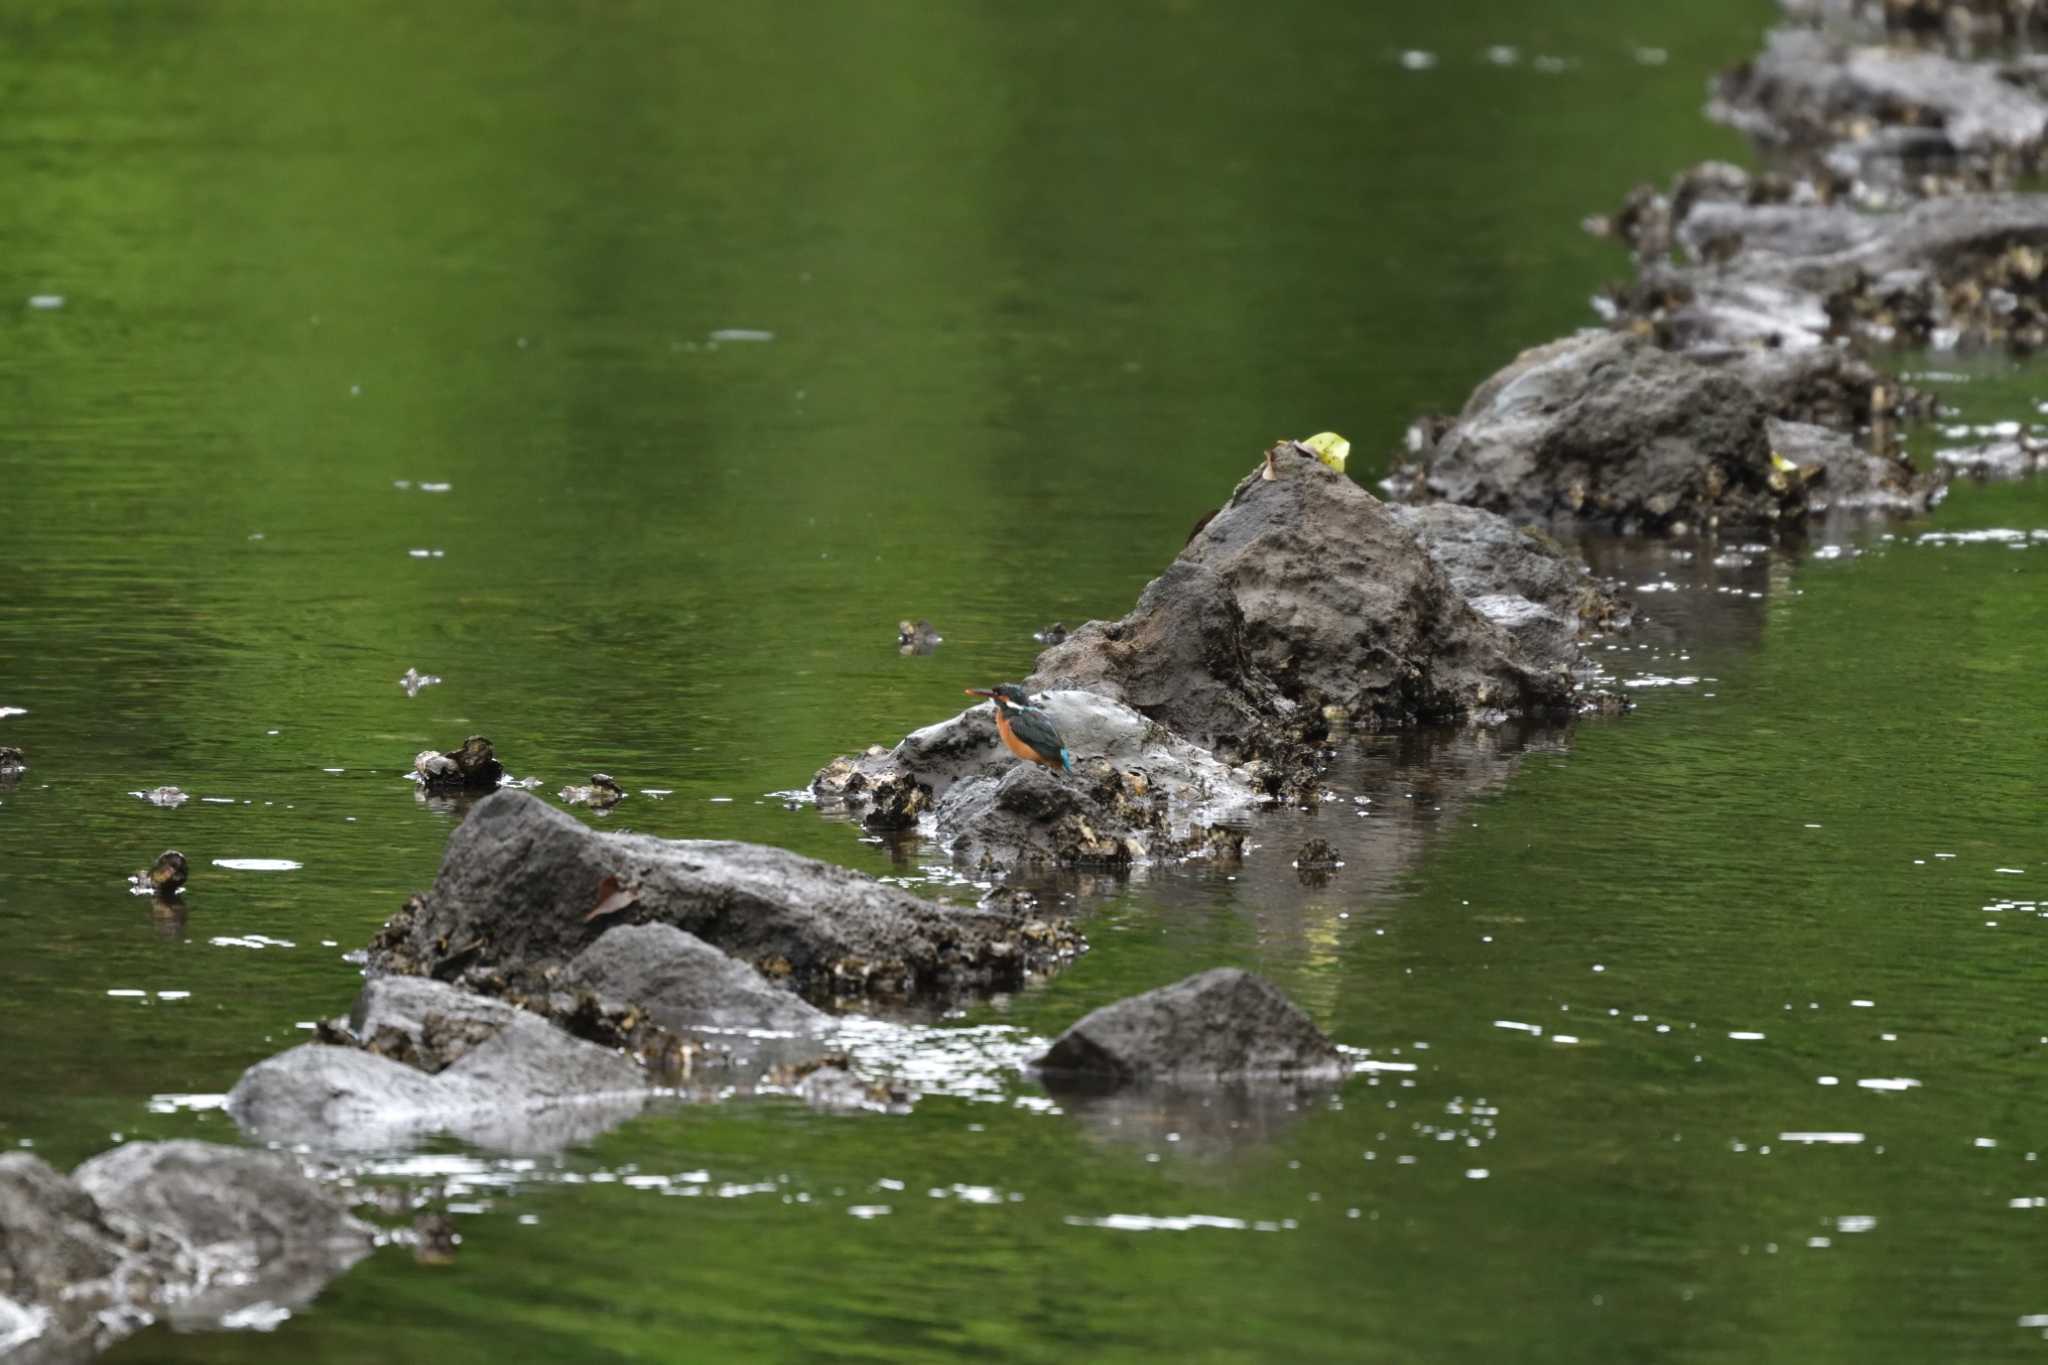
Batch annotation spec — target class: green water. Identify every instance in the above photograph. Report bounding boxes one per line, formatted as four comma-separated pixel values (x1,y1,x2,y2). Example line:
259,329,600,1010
6,1,2048,1360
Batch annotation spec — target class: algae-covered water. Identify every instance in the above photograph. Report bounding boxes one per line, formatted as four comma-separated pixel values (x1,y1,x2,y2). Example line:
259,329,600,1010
5,1,2048,1360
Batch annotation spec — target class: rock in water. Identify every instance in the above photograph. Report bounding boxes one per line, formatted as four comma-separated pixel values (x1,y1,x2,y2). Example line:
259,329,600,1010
368,788,1075,1000
412,735,504,791
0,1141,372,1359
1037,968,1345,1085
1031,454,1572,754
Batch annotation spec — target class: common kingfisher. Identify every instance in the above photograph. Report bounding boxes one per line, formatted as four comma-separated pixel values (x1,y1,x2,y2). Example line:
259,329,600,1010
965,684,1073,772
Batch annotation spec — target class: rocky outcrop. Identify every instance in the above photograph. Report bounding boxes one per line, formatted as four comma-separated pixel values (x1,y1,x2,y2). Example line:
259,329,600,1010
1029,455,1576,754
0,1142,371,1362
1037,968,1346,1085
369,789,1077,1001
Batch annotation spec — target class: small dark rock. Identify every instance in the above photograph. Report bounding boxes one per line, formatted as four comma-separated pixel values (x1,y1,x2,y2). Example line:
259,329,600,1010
129,849,188,901
1033,621,1069,646
1037,968,1346,1086
413,735,504,792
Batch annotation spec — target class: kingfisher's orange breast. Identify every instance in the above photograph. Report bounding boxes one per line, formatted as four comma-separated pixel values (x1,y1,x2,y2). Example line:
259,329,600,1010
993,708,1052,765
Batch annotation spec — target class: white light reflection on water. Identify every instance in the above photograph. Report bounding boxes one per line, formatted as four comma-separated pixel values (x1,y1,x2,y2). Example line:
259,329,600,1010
210,858,303,871
830,1018,1048,1102
1064,1213,1293,1233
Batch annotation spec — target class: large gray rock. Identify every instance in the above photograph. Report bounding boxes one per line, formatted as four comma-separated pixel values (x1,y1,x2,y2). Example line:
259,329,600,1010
1037,968,1346,1085
0,1142,372,1362
560,922,826,1034
1392,332,1804,534
228,975,651,1153
1028,454,1575,757
369,789,1076,1000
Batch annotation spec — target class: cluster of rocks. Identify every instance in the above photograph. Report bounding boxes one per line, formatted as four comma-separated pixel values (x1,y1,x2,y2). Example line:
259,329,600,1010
1395,0,2048,548
818,447,1625,875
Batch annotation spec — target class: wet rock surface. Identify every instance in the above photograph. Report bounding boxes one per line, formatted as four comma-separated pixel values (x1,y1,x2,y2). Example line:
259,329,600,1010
1030,455,1576,749
1037,968,1346,1086
0,1142,372,1362
370,789,1077,1002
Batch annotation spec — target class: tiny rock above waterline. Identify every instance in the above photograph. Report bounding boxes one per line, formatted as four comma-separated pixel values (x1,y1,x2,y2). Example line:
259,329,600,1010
411,734,504,792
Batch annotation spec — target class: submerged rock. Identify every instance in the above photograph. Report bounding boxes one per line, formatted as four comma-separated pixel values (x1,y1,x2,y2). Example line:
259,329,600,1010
1037,968,1346,1086
1031,454,1575,754
0,1142,372,1360
0,746,23,775
368,789,1076,1001
412,735,504,792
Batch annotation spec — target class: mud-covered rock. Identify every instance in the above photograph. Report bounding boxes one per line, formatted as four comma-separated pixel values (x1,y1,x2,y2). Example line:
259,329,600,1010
370,789,1077,1001
1037,968,1346,1086
816,689,1260,869
1389,504,1629,663
1390,332,1806,534
228,975,651,1152
0,1142,372,1362
1029,456,1573,754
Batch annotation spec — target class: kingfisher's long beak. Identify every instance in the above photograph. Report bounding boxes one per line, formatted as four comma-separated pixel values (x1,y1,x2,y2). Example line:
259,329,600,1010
964,688,997,698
